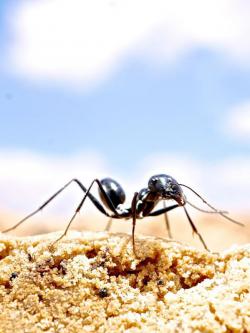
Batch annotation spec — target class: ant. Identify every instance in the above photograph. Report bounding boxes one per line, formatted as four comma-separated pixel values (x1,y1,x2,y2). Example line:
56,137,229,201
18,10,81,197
1,174,244,255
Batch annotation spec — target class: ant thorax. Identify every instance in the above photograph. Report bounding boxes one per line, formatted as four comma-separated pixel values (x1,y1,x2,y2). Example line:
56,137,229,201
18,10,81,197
136,188,161,218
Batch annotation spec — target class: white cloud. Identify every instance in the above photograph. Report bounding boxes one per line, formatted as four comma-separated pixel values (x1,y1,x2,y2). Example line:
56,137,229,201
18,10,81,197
0,149,111,215
204,157,250,211
4,0,250,88
224,101,250,140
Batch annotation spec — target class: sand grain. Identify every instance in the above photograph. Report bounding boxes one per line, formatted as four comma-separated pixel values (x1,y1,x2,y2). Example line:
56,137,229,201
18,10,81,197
0,231,249,332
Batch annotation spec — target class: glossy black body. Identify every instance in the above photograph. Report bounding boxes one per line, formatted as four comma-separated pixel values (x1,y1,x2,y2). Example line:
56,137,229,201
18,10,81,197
5,172,242,253
98,174,185,220
99,178,126,211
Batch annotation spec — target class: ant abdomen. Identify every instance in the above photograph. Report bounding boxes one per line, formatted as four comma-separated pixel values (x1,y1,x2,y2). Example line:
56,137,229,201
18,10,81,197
99,178,126,211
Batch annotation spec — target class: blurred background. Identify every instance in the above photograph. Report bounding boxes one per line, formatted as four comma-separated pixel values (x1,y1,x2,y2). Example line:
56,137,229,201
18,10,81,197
0,0,250,251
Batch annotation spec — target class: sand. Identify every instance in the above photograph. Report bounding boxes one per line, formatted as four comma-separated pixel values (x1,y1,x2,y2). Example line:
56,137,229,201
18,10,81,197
0,231,249,333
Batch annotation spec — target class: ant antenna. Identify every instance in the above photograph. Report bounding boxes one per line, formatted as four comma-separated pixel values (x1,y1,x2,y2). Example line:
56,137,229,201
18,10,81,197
180,184,244,227
186,200,228,214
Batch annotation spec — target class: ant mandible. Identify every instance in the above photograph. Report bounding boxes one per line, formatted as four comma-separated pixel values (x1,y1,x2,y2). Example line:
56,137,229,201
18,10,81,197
2,174,244,255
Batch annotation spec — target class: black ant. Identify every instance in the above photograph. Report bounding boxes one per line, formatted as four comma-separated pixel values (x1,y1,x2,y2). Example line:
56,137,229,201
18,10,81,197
1,174,244,254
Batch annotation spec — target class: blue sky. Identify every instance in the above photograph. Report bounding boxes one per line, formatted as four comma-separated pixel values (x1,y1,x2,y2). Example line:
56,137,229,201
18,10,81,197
0,0,250,213
1,52,250,169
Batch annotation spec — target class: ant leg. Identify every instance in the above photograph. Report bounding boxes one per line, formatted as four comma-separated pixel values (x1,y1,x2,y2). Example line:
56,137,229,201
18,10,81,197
105,218,113,231
149,204,209,250
148,203,179,239
131,192,139,256
2,178,111,234
183,206,209,251
148,204,179,217
73,179,111,216
52,179,122,245
53,180,100,244
163,201,172,239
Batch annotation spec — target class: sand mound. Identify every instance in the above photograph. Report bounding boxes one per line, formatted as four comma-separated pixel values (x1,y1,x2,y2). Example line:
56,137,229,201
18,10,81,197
0,231,249,332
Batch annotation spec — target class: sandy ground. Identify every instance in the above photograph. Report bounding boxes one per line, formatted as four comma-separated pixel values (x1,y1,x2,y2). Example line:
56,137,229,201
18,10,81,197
0,231,249,332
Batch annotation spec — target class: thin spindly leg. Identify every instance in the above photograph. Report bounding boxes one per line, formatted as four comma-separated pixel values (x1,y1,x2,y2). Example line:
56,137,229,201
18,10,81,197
148,204,179,217
52,179,122,245
183,206,209,251
131,192,139,256
2,178,111,233
105,218,113,231
163,201,172,239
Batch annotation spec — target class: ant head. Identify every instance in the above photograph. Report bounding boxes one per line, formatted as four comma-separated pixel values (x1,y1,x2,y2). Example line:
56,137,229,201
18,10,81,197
148,174,186,206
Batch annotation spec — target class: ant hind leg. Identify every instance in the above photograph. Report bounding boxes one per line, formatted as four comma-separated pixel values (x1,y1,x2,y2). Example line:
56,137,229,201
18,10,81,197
105,218,113,232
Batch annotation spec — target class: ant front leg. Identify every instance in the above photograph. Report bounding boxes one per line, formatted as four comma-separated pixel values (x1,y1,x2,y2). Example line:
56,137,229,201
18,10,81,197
148,203,179,239
163,201,172,239
131,192,139,256
149,203,209,250
183,206,209,251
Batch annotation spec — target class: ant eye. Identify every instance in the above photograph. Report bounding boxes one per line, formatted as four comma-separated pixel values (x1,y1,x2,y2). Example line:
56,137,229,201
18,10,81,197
170,184,179,194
